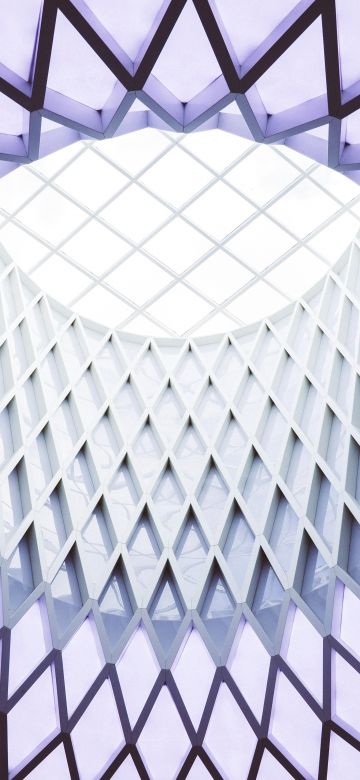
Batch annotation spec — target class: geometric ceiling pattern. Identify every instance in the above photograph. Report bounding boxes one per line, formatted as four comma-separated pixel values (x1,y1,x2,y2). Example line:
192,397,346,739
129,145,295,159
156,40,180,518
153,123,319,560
0,128,359,335
1,229,360,775
3,0,360,182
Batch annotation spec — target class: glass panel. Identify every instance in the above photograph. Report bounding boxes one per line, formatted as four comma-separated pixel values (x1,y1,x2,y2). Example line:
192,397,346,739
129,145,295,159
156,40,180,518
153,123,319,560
223,509,254,588
116,626,159,728
301,543,329,621
217,415,247,478
176,518,208,593
99,571,133,647
150,577,184,653
204,683,256,780
252,561,284,641
270,495,298,572
51,556,82,633
152,467,184,537
196,382,225,438
201,573,234,648
198,465,229,537
128,516,160,592
8,537,34,613
71,680,124,780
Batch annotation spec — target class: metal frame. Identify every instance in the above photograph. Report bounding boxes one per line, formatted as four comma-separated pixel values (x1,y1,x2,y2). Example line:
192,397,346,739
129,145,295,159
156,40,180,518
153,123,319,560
1,0,360,176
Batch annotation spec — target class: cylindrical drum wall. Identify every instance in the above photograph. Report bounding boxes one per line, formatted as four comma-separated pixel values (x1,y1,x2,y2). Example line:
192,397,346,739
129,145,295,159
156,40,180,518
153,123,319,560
1,239,360,778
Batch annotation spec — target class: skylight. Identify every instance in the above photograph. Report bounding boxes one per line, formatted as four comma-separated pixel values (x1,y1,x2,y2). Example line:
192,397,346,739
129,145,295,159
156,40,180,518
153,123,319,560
0,127,359,337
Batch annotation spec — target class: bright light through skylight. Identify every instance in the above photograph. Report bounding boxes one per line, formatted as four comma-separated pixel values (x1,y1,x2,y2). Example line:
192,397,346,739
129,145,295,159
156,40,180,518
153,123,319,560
0,127,359,337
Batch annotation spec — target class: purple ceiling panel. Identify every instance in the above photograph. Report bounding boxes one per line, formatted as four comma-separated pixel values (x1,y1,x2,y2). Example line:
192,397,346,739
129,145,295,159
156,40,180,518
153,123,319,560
0,0,359,176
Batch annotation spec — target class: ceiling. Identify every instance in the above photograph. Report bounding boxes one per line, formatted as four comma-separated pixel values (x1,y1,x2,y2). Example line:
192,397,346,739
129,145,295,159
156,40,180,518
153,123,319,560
1,0,360,180
1,127,359,336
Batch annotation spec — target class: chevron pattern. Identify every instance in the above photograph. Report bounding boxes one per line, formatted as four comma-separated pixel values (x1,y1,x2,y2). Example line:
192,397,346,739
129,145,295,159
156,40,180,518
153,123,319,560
1,0,360,180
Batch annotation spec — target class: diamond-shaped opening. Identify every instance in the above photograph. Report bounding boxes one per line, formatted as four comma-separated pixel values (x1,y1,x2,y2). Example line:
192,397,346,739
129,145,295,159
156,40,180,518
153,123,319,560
175,418,206,487
201,566,235,649
222,503,254,589
9,319,33,381
154,381,185,443
0,400,17,470
51,551,83,634
127,509,161,593
66,445,96,519
235,369,264,435
17,370,44,437
283,606,323,705
176,512,209,593
90,409,122,475
346,436,360,506
172,626,215,729
329,349,353,416
99,564,134,647
268,490,298,573
204,682,257,780
7,665,59,776
149,569,184,654
174,347,205,402
81,500,114,582
214,339,244,398
308,327,333,388
37,482,69,569
62,616,104,717
274,351,302,411
339,295,358,357
51,394,80,461
308,466,339,551
108,457,140,526
40,346,67,409
197,460,229,539
300,536,330,622
116,624,160,729
1,458,30,543
343,506,360,586
195,380,226,438
227,619,270,723
59,323,87,381
217,412,247,478
284,433,312,509
134,346,165,400
295,377,323,446
133,418,163,486
29,302,51,357
269,671,322,778
259,400,287,460
137,685,190,778
241,449,272,525
252,326,281,384
113,377,144,437
71,679,125,779
96,338,125,396
8,533,35,614
152,462,185,537
251,553,284,642
26,424,56,501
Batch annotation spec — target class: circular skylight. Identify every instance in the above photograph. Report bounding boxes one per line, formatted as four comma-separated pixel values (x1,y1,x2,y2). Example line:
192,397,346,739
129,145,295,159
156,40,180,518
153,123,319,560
1,127,360,337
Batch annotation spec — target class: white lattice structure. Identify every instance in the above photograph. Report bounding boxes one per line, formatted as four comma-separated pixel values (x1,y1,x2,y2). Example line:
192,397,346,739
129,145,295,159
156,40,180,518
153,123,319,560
1,231,360,777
